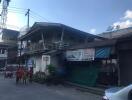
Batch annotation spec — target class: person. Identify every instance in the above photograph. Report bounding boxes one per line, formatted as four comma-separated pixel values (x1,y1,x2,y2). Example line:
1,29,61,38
28,67,33,83
16,68,22,84
22,70,28,84
16,68,19,84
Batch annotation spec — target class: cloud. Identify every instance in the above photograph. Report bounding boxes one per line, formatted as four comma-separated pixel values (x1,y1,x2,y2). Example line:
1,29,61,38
90,28,96,34
111,10,132,30
124,10,132,19
112,20,132,29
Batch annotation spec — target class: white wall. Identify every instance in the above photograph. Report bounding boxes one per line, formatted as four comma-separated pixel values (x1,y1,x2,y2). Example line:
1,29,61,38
34,56,42,73
42,55,50,72
28,55,51,73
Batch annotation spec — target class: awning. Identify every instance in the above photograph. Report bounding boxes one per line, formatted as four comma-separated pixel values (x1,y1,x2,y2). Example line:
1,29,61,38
95,47,111,58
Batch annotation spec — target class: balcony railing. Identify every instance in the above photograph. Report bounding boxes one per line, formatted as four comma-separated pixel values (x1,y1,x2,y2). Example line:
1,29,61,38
20,42,69,55
0,54,7,58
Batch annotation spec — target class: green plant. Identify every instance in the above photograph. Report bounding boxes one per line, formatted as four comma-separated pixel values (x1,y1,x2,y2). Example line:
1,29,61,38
46,64,56,75
33,71,46,84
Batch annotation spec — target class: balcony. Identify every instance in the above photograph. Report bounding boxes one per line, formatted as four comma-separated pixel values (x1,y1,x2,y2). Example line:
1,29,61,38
21,42,69,55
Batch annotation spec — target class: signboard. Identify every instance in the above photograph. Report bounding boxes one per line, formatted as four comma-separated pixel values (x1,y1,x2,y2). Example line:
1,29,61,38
42,55,50,72
66,49,83,61
82,49,95,61
27,59,34,68
66,48,95,61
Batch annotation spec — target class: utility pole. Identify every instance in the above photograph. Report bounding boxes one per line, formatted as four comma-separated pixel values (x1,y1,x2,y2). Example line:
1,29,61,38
25,9,30,29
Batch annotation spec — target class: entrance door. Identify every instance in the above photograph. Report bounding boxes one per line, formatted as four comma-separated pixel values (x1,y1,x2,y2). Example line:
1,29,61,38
42,55,50,72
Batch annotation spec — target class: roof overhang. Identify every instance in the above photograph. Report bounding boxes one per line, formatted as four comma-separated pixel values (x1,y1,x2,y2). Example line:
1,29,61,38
19,22,106,41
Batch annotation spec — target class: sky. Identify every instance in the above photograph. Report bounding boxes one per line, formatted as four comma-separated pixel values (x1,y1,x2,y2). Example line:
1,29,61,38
2,0,132,34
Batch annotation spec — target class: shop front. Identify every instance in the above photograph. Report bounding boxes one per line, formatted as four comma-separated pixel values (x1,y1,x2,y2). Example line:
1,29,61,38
65,46,118,87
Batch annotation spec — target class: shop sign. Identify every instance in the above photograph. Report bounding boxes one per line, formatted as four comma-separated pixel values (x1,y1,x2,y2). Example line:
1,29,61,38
66,49,83,61
82,48,95,61
66,48,95,61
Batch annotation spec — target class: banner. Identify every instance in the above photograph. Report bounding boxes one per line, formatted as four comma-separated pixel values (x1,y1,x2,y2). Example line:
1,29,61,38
66,49,83,61
82,48,95,61
66,48,95,61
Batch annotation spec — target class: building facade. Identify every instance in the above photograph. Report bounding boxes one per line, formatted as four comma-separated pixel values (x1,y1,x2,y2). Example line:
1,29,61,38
18,22,103,73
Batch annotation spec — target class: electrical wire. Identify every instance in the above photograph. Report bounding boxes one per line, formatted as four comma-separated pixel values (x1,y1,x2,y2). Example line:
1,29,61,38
8,6,50,21
8,8,26,12
8,6,27,11
8,9,25,14
30,10,49,22
30,15,46,22
8,6,50,22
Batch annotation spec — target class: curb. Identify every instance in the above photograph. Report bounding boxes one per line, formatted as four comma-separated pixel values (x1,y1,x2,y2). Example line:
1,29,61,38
65,81,105,96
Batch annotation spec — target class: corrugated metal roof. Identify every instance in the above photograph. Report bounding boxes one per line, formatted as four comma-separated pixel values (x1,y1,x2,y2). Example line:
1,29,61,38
2,29,19,40
19,22,105,40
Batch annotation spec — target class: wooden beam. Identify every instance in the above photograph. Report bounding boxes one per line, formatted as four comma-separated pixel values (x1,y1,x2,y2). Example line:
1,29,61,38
60,26,65,49
41,32,45,49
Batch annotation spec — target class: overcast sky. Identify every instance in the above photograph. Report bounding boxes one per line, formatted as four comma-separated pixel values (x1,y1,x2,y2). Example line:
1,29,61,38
2,0,132,34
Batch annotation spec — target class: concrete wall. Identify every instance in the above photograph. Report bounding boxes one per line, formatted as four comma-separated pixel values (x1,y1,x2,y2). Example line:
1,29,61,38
32,53,64,73
35,56,42,72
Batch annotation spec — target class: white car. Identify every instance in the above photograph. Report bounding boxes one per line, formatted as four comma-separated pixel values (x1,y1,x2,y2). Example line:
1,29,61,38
102,84,132,100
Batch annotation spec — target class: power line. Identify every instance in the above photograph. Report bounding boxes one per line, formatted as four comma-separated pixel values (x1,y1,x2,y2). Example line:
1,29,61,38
8,9,25,13
8,6,27,10
30,10,49,22
0,5,51,28
30,15,44,22
30,13,48,22
8,6,50,22
8,8,26,12
5,6,50,22
8,6,49,21
8,10,25,14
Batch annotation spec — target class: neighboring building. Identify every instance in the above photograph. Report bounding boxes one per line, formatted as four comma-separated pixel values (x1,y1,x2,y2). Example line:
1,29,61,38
67,30,132,87
116,33,132,86
18,22,104,73
97,27,132,86
98,27,132,39
0,28,19,68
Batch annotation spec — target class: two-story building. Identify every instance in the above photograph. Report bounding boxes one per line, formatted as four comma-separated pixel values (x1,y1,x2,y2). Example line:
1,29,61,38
18,22,104,73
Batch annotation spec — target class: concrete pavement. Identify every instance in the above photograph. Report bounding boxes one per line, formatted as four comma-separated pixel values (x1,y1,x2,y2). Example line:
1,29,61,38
0,75,101,100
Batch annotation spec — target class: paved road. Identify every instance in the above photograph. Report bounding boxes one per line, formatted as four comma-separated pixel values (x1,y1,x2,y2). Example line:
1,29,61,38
0,75,101,100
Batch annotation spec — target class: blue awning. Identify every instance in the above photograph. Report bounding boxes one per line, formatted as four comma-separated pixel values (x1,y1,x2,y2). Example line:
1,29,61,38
95,47,111,58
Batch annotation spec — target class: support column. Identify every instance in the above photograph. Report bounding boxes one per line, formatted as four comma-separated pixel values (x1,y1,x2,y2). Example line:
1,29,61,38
117,56,121,86
5,48,8,68
41,32,45,49
19,40,23,67
60,26,65,49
